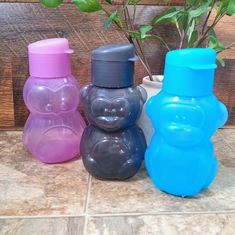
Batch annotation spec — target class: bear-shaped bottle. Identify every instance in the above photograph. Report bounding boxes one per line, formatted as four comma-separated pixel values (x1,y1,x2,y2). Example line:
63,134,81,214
23,38,86,163
80,44,147,180
145,48,228,197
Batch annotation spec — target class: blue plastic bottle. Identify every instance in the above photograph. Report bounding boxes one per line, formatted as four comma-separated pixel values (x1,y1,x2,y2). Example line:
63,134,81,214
145,48,228,197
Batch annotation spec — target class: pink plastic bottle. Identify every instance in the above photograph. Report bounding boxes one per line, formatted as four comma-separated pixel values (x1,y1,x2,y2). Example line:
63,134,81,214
23,38,86,163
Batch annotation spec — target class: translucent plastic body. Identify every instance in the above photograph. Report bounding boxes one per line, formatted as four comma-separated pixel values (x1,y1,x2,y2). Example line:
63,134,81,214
81,85,147,132
80,85,147,180
145,90,228,197
81,124,146,180
23,75,86,163
145,48,229,196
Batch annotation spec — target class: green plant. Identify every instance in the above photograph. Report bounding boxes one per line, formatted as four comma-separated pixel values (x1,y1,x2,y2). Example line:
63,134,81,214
150,0,235,66
40,0,171,80
41,0,63,8
40,0,235,77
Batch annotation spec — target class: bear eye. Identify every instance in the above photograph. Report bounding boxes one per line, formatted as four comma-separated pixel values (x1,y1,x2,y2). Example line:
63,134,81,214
91,98,108,116
115,100,128,115
45,103,52,112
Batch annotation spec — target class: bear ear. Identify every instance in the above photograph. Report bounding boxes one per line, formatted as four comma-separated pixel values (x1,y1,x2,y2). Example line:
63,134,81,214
80,85,92,101
137,86,147,103
218,102,228,127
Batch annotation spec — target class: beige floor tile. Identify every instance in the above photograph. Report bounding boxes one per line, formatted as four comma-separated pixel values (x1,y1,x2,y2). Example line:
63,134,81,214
214,136,235,168
0,131,89,216
0,217,84,235
88,131,235,214
220,129,235,150
212,130,224,143
87,213,235,235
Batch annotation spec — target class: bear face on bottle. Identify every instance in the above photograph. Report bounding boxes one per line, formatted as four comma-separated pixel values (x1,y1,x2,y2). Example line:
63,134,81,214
23,38,86,164
81,85,147,132
145,48,228,197
80,44,147,180
24,76,85,164
24,76,80,115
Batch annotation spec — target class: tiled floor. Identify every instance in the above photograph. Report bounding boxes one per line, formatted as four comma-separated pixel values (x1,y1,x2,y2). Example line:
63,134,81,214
0,129,235,235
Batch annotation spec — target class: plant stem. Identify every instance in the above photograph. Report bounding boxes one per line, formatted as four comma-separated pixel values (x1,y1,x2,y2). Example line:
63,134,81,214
195,12,226,48
102,4,153,80
125,5,153,80
133,4,136,23
204,12,226,37
123,4,152,77
217,41,235,54
179,31,185,49
201,0,216,34
175,21,184,49
149,35,170,51
102,7,129,41
138,55,153,78
123,2,130,31
176,25,182,38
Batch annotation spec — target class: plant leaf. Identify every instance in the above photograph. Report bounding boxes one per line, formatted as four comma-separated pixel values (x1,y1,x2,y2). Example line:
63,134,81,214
40,0,63,8
126,30,141,40
181,11,189,31
151,7,181,25
105,0,113,4
208,29,225,52
187,18,195,42
103,10,121,28
131,0,141,4
216,54,225,67
103,17,113,28
187,0,197,5
208,28,217,38
215,0,230,18
72,0,102,12
139,25,153,39
227,0,235,16
188,30,198,47
188,3,208,19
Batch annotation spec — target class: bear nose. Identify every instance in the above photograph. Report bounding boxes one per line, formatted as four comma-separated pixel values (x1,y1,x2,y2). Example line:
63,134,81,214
45,103,52,112
104,107,117,115
91,98,128,117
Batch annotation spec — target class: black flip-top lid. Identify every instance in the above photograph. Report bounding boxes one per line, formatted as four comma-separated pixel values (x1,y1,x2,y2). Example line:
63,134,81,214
91,44,138,88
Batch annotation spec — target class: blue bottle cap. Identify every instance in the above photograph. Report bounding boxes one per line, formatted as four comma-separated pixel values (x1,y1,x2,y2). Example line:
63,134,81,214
163,48,217,97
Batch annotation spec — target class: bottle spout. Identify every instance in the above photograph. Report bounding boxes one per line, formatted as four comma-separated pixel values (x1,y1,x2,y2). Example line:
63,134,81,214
128,55,139,62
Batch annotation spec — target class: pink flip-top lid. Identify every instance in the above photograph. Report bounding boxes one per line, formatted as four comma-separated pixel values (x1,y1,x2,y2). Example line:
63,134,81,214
28,38,73,78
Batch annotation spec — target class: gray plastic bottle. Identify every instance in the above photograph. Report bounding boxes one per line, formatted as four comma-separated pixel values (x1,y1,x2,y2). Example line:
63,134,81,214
80,44,147,180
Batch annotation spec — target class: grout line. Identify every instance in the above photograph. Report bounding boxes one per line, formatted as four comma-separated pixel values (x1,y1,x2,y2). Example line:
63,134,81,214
0,215,85,219
2,210,235,220
83,174,92,235
88,210,235,217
